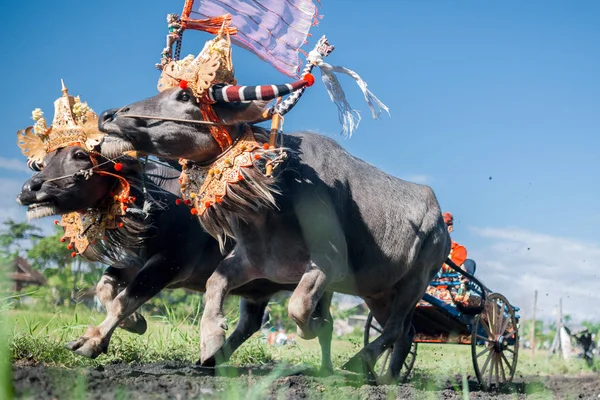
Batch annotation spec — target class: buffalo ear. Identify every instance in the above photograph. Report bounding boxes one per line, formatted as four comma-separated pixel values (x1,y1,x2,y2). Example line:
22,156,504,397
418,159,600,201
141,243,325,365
212,100,270,124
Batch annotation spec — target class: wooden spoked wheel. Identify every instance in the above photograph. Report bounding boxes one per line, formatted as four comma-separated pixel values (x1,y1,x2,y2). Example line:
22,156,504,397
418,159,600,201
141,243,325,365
363,312,417,383
471,293,519,391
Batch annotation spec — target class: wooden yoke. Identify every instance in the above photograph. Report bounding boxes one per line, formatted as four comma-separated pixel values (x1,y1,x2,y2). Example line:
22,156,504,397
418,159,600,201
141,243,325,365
266,111,283,177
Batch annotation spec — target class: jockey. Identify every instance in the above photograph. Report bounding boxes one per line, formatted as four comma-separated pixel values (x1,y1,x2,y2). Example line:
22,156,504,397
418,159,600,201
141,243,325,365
441,212,476,275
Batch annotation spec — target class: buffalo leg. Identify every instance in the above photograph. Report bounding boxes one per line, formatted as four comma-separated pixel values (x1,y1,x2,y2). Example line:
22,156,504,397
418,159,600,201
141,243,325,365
199,255,257,365
66,255,184,358
314,291,334,375
387,313,416,381
342,275,423,382
95,264,147,334
200,296,270,367
289,188,348,342
202,293,335,374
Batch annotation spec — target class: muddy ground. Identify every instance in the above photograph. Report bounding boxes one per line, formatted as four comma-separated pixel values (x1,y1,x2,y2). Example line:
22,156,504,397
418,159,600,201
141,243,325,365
12,361,600,399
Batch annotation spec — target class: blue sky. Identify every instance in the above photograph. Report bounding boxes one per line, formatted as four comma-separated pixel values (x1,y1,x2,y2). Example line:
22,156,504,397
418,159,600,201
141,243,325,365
1,0,599,321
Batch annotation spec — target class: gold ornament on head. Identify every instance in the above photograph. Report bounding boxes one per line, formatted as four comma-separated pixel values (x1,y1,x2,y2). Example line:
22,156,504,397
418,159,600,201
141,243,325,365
31,108,47,136
17,80,105,164
157,21,236,99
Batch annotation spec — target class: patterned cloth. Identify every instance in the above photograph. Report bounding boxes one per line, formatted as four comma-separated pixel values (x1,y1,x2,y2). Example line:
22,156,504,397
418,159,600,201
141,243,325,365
418,280,482,309
187,0,319,77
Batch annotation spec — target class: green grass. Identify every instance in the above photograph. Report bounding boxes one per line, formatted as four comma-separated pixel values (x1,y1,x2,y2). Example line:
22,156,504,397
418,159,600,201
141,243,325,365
411,343,593,378
0,289,16,399
9,307,363,370
9,306,598,374
11,307,200,367
6,305,599,399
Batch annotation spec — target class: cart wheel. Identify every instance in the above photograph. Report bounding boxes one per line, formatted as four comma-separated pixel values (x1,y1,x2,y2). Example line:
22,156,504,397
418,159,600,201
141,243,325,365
363,312,417,383
471,293,519,391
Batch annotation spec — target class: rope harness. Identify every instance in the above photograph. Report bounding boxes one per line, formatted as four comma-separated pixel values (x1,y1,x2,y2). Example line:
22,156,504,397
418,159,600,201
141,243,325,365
42,152,128,184
117,114,235,127
101,36,336,151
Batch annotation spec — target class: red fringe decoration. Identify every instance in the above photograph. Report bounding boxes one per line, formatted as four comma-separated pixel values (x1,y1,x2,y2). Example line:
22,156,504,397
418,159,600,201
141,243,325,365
181,1,237,33
182,17,238,35
200,103,232,151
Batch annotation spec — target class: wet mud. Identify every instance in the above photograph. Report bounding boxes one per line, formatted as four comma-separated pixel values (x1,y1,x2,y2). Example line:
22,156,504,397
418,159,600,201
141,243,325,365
12,360,600,399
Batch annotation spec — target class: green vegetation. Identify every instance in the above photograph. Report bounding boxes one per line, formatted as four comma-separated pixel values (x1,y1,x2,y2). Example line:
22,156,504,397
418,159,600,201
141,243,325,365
1,220,599,398
6,303,599,396
0,219,43,262
8,306,356,369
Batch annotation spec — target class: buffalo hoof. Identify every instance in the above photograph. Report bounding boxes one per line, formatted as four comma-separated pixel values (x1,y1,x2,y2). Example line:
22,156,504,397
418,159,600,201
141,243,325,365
341,354,376,384
341,354,363,374
200,317,228,365
118,312,147,335
198,355,216,367
199,343,235,367
65,336,107,359
318,363,334,377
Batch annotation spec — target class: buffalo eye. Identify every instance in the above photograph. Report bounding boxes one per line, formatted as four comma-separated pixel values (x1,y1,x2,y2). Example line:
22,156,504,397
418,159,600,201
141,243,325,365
72,151,90,161
178,91,191,102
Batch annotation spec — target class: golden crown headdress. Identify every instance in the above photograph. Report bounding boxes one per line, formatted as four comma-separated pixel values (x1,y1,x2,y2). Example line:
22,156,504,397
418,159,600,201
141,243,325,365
17,80,104,164
157,23,236,100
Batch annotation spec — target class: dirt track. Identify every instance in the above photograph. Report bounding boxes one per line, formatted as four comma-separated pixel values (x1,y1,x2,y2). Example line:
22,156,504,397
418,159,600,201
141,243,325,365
13,361,600,399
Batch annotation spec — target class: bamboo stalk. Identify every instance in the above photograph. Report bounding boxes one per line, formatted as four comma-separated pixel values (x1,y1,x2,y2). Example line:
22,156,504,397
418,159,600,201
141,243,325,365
265,113,282,176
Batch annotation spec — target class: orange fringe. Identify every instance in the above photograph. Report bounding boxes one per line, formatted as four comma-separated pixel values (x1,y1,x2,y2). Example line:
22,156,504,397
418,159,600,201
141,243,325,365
180,1,236,34
200,103,232,151
96,170,133,206
88,154,134,207
181,14,237,34
181,0,195,19
182,17,238,35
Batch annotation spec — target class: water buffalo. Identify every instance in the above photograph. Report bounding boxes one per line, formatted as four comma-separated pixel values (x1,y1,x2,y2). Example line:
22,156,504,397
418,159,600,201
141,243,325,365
98,87,451,381
17,145,335,372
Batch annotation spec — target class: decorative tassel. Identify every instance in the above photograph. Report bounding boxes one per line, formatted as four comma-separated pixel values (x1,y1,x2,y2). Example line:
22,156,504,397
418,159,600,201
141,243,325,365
182,16,238,34
307,48,390,137
319,69,361,137
142,199,153,217
200,103,232,151
180,1,237,35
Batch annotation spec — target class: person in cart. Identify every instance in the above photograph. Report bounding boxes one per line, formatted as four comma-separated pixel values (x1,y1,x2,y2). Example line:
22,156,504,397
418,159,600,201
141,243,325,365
425,212,478,304
441,212,476,275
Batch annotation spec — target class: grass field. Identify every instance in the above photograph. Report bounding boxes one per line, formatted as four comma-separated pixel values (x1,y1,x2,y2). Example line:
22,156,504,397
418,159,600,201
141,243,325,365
6,305,600,399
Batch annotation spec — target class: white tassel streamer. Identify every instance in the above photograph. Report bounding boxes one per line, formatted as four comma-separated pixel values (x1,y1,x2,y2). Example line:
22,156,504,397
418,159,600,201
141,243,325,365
307,48,390,137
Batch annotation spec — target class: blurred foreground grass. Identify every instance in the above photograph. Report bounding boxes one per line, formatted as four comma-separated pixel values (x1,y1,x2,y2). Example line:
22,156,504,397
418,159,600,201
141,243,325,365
3,304,599,400
8,306,596,378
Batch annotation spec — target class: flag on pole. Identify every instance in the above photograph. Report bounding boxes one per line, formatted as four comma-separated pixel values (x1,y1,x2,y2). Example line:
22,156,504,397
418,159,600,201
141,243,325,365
181,0,321,77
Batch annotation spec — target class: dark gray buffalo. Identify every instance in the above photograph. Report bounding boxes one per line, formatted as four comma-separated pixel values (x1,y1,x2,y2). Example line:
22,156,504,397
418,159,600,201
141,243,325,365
17,145,334,372
98,88,450,381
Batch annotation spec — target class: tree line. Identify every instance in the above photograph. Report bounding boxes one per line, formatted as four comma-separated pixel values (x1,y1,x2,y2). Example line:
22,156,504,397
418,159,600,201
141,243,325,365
0,219,199,318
